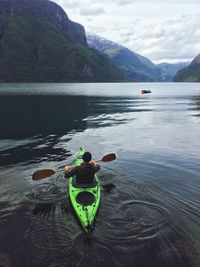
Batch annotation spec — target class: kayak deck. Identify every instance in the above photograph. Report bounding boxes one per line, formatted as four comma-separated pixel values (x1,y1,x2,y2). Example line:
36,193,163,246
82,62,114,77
69,148,100,232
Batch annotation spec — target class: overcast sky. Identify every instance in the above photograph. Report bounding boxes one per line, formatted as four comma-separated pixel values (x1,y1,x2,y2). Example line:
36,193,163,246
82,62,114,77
54,0,200,64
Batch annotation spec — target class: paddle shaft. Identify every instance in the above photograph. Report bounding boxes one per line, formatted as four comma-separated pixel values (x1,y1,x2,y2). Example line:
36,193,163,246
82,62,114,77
32,153,116,180
54,168,66,173
94,159,102,163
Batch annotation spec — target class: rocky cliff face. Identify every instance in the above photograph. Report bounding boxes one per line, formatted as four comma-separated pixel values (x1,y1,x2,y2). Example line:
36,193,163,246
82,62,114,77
0,0,87,47
0,0,121,82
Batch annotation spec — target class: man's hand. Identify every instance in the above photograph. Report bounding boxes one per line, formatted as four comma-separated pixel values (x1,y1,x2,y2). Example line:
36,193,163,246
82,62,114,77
64,165,73,171
89,160,97,165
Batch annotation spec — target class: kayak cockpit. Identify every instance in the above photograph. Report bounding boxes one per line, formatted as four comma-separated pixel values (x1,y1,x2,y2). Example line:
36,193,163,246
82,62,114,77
76,191,95,206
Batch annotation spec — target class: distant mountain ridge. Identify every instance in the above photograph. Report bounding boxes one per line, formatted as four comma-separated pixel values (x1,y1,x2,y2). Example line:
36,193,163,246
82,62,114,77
87,33,191,82
173,54,200,82
0,0,121,82
158,62,190,81
87,33,163,82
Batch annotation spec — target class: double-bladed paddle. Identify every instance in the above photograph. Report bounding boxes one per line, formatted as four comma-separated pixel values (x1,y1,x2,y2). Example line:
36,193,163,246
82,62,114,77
32,153,116,181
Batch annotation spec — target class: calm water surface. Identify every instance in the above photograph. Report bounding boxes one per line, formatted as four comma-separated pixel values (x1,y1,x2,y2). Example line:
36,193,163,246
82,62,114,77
0,83,200,267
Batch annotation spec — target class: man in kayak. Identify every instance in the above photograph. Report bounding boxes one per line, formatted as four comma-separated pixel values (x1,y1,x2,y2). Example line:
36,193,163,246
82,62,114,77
64,151,100,185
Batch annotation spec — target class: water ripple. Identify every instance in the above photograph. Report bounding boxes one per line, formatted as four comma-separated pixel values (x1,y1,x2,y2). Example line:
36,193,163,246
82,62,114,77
99,200,169,246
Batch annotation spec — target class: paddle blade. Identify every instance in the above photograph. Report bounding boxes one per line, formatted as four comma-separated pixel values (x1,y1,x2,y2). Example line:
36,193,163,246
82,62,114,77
32,169,55,180
101,153,116,162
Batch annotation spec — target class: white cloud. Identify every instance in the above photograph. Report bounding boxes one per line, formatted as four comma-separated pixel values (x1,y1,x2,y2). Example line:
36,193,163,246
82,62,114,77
89,0,137,5
79,7,105,16
53,0,200,63
54,0,81,9
87,25,107,34
125,14,200,63
113,0,134,5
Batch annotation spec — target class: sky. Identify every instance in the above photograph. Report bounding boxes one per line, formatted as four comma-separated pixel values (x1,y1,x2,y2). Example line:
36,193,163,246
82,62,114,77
54,0,200,64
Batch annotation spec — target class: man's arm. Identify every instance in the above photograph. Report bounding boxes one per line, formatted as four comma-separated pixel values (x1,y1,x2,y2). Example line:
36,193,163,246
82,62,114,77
64,166,76,178
90,160,100,173
94,164,100,173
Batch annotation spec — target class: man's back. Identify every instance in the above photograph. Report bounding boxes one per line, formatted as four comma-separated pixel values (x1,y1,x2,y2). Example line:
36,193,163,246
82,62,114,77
65,162,100,184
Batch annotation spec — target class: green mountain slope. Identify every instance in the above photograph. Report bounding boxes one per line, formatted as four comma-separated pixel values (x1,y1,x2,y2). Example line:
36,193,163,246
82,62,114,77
157,62,190,81
87,33,164,82
173,54,200,82
0,0,122,82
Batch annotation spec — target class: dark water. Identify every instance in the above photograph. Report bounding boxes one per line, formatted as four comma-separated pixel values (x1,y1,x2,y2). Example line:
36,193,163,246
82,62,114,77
0,83,200,267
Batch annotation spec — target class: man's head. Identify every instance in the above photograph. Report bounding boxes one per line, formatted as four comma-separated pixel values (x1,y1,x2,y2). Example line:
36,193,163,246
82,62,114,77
82,152,92,163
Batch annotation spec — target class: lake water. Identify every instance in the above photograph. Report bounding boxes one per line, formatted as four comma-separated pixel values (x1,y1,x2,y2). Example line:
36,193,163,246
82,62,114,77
0,83,200,267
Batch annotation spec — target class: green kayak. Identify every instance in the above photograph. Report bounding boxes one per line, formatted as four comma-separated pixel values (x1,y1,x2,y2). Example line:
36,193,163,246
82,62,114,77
69,148,101,233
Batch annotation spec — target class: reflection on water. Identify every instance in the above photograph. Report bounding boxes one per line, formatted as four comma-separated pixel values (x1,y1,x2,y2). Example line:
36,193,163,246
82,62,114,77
0,135,72,166
0,95,88,138
190,95,200,117
0,95,153,139
0,83,200,267
0,94,153,166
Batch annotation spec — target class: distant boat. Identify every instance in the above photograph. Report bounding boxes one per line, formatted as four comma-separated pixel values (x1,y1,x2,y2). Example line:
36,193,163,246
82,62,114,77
141,90,151,94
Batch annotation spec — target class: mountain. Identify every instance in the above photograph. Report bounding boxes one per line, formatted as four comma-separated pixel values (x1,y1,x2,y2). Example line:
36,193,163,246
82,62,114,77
87,33,164,82
173,54,200,82
157,62,190,82
0,0,121,82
